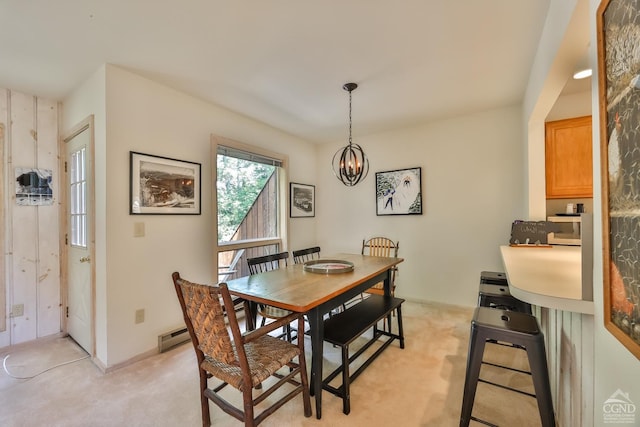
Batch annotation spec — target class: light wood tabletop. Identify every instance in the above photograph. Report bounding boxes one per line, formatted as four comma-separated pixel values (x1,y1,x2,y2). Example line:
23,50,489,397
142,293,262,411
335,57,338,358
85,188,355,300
225,252,403,419
225,253,404,312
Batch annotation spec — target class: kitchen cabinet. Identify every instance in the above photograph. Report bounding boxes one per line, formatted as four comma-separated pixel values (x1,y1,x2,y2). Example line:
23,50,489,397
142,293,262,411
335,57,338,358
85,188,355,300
545,115,593,199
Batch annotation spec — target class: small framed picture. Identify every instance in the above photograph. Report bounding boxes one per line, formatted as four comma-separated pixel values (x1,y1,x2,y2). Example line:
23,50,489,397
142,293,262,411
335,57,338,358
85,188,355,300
375,167,422,216
130,151,201,215
15,168,53,206
290,182,315,218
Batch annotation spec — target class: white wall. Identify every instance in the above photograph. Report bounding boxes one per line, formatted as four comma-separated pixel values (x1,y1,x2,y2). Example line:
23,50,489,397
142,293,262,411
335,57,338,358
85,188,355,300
63,65,318,367
524,0,590,220
62,65,108,361
547,90,592,121
316,105,526,307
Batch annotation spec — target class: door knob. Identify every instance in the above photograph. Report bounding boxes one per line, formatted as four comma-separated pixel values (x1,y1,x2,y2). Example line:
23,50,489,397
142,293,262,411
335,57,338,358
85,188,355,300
79,256,91,263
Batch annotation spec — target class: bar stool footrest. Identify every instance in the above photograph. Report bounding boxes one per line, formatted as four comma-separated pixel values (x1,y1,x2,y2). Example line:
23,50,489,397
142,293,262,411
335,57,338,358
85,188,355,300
470,415,499,427
481,360,532,376
478,378,537,399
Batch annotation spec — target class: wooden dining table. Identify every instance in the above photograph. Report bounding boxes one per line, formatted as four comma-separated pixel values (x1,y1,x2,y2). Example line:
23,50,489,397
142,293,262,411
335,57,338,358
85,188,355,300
225,252,404,419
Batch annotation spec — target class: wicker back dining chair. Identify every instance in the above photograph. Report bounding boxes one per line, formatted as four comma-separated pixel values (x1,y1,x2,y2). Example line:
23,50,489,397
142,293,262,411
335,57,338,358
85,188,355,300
361,237,400,296
171,272,312,426
292,246,321,264
247,252,296,340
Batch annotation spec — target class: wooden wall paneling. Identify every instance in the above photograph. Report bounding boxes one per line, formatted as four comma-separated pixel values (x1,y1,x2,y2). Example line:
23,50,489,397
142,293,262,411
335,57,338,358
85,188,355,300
553,308,562,412
9,91,38,344
0,88,6,335
35,98,60,337
559,310,572,426
558,309,566,424
544,307,562,422
580,313,594,426
553,308,563,423
570,312,582,426
553,310,567,425
541,307,559,408
536,305,594,426
536,306,550,396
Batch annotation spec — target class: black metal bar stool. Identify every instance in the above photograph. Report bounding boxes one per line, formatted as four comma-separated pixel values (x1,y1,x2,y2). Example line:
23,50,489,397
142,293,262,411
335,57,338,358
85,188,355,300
478,284,532,314
478,271,532,314
480,271,508,286
459,306,556,427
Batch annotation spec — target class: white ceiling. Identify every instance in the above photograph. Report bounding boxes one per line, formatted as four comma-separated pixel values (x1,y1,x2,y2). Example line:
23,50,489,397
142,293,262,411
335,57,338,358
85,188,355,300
1,0,557,144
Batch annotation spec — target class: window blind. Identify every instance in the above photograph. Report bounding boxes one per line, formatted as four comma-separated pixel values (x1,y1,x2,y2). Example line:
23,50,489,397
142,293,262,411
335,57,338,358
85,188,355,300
217,145,282,167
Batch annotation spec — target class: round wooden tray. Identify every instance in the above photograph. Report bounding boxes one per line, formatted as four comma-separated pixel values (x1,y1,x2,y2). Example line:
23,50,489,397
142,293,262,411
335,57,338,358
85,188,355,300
303,259,354,274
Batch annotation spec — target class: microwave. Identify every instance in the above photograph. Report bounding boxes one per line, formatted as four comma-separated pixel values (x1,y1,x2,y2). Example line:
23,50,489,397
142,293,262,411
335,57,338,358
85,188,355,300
547,214,584,246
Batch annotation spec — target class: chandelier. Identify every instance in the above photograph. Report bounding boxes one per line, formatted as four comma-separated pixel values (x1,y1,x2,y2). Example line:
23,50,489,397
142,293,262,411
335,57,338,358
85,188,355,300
332,82,369,186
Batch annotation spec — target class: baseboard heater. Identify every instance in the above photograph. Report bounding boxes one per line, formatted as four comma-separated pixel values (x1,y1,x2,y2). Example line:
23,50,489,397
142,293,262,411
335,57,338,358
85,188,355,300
158,326,190,353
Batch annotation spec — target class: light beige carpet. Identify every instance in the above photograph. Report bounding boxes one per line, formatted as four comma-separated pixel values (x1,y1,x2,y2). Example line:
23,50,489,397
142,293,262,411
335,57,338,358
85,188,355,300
0,301,542,426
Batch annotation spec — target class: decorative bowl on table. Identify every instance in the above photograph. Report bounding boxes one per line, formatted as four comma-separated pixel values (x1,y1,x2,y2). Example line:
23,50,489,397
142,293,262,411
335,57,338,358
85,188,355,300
303,259,354,274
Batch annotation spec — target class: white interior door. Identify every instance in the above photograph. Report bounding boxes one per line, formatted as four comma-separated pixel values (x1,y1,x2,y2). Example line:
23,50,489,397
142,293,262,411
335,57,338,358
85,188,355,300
64,118,94,355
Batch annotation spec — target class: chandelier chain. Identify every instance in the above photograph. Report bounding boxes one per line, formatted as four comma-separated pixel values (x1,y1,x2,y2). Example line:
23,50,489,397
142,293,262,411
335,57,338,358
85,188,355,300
348,90,353,146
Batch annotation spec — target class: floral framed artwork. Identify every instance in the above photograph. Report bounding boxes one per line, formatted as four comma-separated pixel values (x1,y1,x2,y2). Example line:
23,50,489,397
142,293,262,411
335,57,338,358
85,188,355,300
290,182,315,218
375,167,422,216
130,151,201,215
597,0,640,359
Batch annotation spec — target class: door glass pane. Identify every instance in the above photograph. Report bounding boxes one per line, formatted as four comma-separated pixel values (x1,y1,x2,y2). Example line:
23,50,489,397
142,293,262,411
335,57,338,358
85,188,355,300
70,147,87,248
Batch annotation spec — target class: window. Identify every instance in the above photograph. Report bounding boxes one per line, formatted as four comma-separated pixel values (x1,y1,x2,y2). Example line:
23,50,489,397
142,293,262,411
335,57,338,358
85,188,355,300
69,147,87,248
212,136,288,280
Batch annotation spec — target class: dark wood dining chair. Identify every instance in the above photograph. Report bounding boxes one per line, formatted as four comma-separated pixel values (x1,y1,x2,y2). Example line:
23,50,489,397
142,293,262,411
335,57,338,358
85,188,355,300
292,246,321,264
247,252,295,340
171,272,312,426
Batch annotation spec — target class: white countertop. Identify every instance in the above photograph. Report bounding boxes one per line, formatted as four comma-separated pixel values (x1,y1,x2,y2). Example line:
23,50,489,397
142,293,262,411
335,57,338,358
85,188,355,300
500,245,594,314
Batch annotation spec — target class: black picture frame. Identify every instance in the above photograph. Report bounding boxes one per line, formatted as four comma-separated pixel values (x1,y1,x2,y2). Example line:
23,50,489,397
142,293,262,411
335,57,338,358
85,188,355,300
129,151,201,215
375,167,422,216
290,182,315,218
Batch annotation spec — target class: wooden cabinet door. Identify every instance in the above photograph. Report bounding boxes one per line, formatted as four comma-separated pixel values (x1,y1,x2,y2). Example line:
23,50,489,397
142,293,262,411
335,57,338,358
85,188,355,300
545,116,593,199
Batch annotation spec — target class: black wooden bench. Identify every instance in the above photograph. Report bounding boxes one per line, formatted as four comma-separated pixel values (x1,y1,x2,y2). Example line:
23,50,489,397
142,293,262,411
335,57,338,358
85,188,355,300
322,294,405,414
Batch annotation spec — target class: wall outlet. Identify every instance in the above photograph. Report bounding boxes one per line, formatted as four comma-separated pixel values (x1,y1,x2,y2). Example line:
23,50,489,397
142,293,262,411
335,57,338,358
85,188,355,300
135,308,145,324
11,304,24,317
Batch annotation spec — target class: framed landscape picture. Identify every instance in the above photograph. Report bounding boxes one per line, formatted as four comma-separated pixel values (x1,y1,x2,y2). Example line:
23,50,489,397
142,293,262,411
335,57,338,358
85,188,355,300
597,0,640,359
290,182,315,218
375,167,422,216
130,151,201,215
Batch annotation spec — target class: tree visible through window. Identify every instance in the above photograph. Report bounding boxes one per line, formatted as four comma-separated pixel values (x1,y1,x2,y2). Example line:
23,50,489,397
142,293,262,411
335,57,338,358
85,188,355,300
216,154,275,241
213,138,287,280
